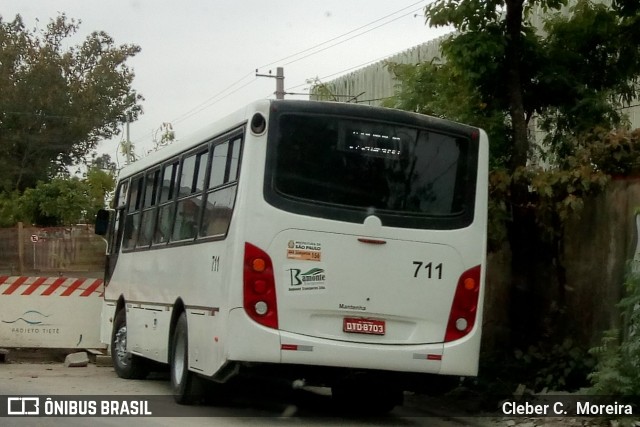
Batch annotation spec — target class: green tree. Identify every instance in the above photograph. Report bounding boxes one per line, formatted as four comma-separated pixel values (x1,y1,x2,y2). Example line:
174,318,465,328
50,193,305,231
538,0,640,158
151,122,176,153
421,0,640,168
16,168,114,227
89,153,118,174
18,177,92,226
85,166,116,216
0,191,21,227
384,60,511,169
0,14,142,193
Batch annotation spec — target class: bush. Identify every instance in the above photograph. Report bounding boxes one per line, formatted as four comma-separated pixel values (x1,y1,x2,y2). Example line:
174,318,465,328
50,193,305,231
589,269,640,395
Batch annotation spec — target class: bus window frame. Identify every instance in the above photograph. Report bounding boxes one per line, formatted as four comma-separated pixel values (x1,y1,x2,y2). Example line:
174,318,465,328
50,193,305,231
116,126,245,253
263,107,480,230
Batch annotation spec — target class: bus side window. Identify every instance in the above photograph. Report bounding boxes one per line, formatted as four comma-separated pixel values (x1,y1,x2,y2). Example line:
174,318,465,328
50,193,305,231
154,160,179,245
122,176,143,250
172,149,208,241
110,181,128,256
138,169,160,247
200,186,236,237
200,138,240,238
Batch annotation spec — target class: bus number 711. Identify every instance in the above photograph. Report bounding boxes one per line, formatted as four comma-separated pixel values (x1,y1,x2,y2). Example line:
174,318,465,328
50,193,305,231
413,261,443,280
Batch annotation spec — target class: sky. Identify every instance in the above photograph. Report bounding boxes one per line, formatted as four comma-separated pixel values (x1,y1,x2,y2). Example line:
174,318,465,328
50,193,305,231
2,0,451,167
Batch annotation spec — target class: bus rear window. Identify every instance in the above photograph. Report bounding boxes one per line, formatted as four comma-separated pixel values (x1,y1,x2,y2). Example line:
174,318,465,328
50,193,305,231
265,113,477,229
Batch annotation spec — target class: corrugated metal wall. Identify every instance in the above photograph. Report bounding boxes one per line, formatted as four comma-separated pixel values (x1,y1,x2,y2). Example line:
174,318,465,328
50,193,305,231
311,37,443,105
624,103,640,129
312,0,639,130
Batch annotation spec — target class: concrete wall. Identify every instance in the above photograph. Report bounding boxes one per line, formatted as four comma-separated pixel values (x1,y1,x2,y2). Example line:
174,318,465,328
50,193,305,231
0,276,104,349
563,178,640,345
482,178,640,352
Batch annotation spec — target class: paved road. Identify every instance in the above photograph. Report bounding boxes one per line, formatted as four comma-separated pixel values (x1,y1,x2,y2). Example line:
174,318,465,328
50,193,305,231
0,360,479,426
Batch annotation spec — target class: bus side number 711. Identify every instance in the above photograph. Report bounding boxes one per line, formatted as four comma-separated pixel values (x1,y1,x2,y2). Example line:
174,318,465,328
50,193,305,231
413,261,443,280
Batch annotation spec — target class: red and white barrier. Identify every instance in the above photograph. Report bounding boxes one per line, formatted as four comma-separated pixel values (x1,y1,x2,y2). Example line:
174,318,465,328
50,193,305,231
0,276,105,349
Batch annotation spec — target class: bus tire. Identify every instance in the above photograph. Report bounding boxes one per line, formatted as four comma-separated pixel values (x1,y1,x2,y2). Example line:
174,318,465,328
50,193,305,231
111,308,149,380
170,312,204,404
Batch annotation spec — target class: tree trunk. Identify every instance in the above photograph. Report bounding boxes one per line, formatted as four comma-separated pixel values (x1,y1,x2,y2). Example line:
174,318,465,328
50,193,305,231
505,0,528,171
504,0,537,348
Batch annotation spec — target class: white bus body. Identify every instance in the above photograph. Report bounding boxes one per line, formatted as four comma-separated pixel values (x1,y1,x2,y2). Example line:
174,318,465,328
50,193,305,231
97,100,488,410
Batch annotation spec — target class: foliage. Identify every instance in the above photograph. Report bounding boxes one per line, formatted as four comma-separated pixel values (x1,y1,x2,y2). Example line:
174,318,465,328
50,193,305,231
586,128,640,176
466,339,594,398
88,153,117,174
0,14,142,192
589,269,640,395
16,169,113,226
85,166,116,214
514,150,610,241
0,192,22,228
425,0,545,170
384,60,511,169
537,0,640,156
487,169,512,251
151,122,176,154
1,165,115,227
421,0,640,170
513,339,595,392
486,130,629,253
307,77,341,102
18,177,92,226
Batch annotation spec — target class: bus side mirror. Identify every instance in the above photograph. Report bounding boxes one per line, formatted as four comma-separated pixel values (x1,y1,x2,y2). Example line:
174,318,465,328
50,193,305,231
95,209,111,236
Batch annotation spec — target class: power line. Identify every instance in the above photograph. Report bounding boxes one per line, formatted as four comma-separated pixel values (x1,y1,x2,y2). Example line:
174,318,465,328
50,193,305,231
282,7,427,67
126,76,259,149
177,1,429,123
285,52,413,93
257,0,428,70
171,71,255,125
125,1,431,147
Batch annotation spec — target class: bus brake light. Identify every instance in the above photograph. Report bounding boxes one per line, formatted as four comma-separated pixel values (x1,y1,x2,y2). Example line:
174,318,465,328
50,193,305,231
445,265,481,343
243,243,278,329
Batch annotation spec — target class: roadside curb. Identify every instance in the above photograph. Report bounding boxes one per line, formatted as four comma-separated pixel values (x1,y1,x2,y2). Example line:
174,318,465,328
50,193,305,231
0,347,109,365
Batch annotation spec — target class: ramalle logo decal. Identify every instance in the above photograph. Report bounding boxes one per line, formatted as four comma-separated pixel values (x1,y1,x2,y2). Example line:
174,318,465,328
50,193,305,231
287,267,326,291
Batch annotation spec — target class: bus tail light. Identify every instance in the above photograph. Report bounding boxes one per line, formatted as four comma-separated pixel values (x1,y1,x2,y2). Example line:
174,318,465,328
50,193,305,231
444,265,481,343
243,242,278,329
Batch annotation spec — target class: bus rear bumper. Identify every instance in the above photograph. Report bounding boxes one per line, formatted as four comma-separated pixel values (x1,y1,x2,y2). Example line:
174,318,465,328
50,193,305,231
226,308,480,376
278,330,444,374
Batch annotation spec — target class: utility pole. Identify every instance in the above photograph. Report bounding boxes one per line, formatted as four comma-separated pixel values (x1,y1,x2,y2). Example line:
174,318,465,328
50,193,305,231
120,118,135,165
256,67,285,100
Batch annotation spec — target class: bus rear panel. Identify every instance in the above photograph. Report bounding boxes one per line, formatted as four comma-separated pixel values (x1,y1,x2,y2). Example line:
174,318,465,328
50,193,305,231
231,101,488,378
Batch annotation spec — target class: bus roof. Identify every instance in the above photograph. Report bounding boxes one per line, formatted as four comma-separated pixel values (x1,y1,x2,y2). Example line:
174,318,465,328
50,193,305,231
116,99,478,180
117,98,271,179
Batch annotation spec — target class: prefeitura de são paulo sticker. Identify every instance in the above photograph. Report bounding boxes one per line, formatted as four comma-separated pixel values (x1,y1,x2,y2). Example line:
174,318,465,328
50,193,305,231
286,240,321,261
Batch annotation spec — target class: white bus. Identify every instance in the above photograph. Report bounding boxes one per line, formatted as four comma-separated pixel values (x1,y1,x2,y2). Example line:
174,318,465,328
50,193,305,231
96,99,488,413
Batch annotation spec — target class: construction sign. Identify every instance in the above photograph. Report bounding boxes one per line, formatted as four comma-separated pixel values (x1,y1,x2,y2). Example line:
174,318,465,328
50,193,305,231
0,276,105,349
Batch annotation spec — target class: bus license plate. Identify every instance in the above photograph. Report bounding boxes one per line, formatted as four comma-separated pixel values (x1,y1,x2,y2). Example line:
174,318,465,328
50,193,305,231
343,318,385,335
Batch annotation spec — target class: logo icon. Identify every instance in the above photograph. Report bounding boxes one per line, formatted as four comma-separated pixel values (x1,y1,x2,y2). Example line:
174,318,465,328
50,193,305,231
2,310,51,325
7,397,40,415
288,268,326,286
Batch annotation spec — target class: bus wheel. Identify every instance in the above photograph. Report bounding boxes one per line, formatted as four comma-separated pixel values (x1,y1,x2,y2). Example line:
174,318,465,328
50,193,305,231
170,312,204,404
111,309,148,379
